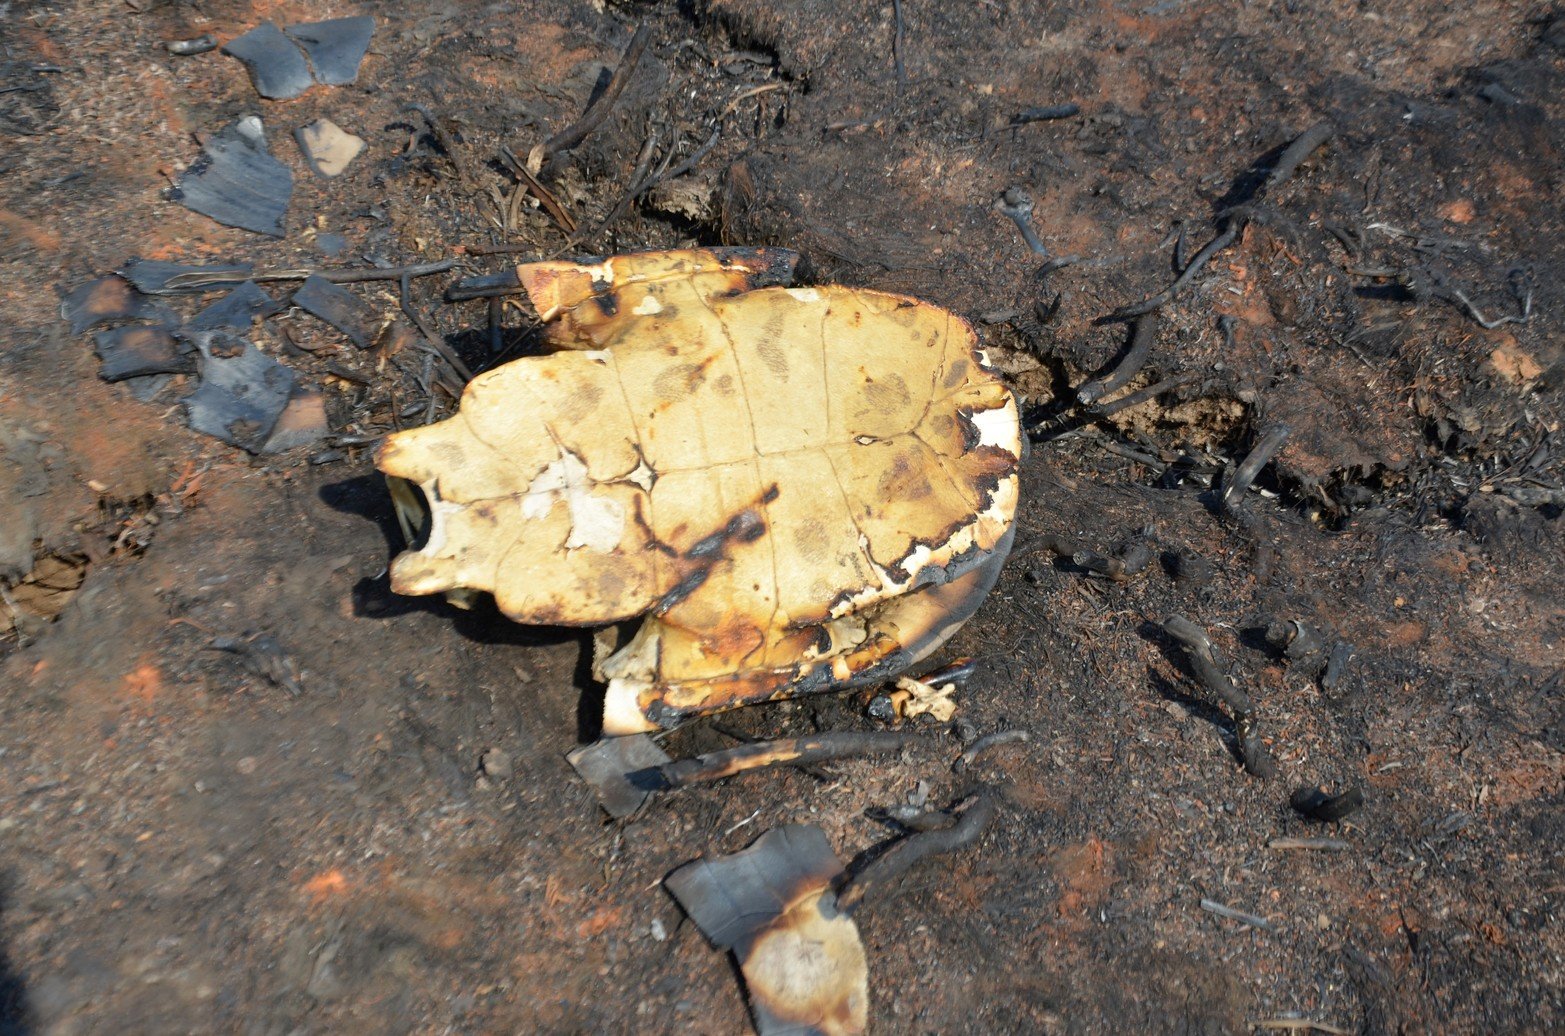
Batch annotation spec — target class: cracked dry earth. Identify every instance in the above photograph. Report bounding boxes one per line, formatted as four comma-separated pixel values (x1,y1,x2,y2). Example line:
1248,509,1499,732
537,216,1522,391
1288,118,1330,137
1,0,1562,1034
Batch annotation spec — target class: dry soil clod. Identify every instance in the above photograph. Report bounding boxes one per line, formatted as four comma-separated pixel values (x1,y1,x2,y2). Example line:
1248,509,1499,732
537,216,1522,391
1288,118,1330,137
1290,785,1365,822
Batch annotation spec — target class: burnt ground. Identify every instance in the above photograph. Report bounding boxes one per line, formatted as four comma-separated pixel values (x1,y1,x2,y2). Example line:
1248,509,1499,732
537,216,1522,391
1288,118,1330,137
1,0,1562,1032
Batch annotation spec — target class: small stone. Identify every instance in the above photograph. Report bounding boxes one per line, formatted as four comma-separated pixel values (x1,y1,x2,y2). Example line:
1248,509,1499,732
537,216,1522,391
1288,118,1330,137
235,756,258,775
649,918,667,942
296,119,365,178
480,747,513,780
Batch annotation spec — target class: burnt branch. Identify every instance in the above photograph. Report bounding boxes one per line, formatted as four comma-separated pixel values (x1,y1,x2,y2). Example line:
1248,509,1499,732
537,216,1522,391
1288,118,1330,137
1162,615,1277,778
658,731,919,788
1078,314,1158,404
837,788,998,912
531,24,652,171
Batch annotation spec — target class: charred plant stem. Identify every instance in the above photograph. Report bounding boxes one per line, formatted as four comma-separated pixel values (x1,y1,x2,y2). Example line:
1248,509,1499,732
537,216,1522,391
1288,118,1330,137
1012,103,1080,124
891,0,907,92
1269,837,1351,851
1446,285,1533,329
162,260,456,292
837,789,997,912
1265,121,1336,193
399,273,472,384
1114,122,1333,318
1163,615,1277,778
1222,423,1291,508
1163,616,1254,715
1113,222,1240,318
998,188,1048,255
1078,314,1158,404
498,145,578,233
1092,372,1195,417
658,125,722,183
1199,898,1275,932
1321,641,1354,692
534,25,651,167
658,731,917,788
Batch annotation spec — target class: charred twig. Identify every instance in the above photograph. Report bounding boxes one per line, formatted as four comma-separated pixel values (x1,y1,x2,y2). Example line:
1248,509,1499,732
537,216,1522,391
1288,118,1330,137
1161,617,1257,717
1114,122,1333,318
1221,422,1290,509
463,243,537,257
163,260,456,292
405,104,473,183
1162,615,1277,778
1320,641,1354,692
1073,549,1130,581
1199,897,1275,932
656,125,722,184
529,24,652,172
1268,836,1351,851
1091,372,1196,417
560,128,662,250
1011,103,1080,124
1446,282,1533,329
891,0,907,92
445,270,526,300
1033,533,1083,557
953,729,1030,772
1078,314,1158,404
1173,222,1191,270
1252,1019,1352,1035
998,188,1048,255
837,789,997,911
874,805,960,832
399,274,472,385
1112,221,1240,318
657,731,918,789
497,145,578,233
716,82,786,122
919,656,978,686
1265,121,1336,193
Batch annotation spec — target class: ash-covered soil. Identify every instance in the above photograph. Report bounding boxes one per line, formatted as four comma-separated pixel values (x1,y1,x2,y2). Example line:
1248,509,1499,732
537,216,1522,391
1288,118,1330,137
1,1,1561,1033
